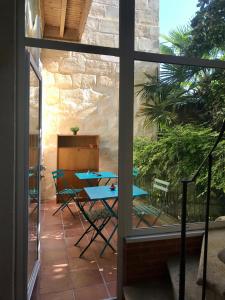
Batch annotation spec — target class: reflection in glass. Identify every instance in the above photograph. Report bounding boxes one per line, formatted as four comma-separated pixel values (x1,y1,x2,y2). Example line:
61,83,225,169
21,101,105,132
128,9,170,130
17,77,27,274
133,61,225,229
28,66,40,281
135,0,225,60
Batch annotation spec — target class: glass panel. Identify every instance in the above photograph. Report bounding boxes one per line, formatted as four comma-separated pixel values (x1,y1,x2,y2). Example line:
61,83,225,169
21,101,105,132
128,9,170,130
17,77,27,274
135,0,225,60
40,49,119,293
25,0,119,48
28,65,40,281
133,60,225,229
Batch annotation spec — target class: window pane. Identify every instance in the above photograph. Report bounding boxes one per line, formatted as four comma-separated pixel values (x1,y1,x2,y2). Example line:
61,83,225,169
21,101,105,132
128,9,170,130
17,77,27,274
28,66,40,281
133,60,225,229
25,0,119,48
135,0,225,60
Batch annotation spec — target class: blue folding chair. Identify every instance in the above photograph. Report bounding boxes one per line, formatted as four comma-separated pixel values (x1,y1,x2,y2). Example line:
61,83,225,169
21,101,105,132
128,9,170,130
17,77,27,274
52,169,82,217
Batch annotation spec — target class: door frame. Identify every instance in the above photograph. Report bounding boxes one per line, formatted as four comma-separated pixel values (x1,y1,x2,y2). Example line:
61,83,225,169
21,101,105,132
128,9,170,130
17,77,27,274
16,0,225,299
27,51,42,300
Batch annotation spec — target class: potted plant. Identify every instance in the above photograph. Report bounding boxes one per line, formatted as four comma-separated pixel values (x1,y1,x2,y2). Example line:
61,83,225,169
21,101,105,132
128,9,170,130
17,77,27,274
70,126,79,135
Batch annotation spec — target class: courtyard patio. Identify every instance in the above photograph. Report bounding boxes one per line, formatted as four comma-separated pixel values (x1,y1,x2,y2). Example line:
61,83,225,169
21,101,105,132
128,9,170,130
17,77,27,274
31,200,117,300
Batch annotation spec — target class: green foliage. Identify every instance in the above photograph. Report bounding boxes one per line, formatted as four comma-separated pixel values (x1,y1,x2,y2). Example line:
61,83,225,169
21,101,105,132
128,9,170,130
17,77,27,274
133,124,225,193
188,0,225,57
160,26,192,56
70,126,79,133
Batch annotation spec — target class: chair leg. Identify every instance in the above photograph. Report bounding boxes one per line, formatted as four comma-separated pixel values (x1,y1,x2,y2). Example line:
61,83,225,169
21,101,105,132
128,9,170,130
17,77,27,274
66,203,76,217
52,196,76,217
79,230,100,258
52,204,64,216
79,221,116,258
136,216,143,228
74,223,94,246
100,223,118,257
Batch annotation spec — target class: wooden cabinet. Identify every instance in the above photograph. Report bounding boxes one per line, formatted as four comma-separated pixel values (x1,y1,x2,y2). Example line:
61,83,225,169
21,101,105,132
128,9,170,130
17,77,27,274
57,135,99,201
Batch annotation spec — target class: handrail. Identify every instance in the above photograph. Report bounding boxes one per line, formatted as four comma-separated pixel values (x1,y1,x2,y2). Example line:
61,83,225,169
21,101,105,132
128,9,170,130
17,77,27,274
179,119,225,300
191,120,225,181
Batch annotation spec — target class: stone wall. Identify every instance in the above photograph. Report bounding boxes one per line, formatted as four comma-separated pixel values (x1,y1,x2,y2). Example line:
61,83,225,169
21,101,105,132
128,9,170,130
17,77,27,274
41,0,159,200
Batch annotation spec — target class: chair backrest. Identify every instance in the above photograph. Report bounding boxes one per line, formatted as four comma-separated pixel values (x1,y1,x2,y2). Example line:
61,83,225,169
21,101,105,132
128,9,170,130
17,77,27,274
153,178,170,194
133,167,139,177
52,169,66,192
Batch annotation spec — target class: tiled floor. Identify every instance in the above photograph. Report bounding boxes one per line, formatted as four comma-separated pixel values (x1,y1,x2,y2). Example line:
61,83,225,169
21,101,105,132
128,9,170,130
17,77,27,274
31,200,117,300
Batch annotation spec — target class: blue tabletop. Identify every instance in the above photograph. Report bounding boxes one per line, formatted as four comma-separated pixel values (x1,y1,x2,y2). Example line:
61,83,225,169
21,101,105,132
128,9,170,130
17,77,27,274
75,171,118,180
84,185,148,200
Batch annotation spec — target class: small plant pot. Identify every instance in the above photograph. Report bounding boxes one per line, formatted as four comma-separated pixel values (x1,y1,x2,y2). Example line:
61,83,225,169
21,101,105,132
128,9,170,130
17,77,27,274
72,131,78,135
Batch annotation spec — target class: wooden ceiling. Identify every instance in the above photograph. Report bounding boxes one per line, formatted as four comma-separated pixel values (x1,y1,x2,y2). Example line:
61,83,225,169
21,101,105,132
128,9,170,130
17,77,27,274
41,0,92,42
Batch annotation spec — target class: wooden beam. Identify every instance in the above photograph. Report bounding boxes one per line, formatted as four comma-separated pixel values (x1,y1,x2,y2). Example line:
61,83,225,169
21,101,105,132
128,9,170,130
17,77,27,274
60,0,67,38
77,0,92,41
39,0,45,37
44,25,79,41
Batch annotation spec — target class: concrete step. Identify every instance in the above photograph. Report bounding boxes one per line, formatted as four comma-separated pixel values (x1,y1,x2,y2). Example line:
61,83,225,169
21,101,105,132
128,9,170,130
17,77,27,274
167,255,203,300
167,255,223,300
197,228,225,299
123,279,174,300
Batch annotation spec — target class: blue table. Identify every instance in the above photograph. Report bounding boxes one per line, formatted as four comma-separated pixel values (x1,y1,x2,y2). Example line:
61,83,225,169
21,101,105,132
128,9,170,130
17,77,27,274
75,171,118,181
75,171,118,188
84,185,148,201
83,185,148,255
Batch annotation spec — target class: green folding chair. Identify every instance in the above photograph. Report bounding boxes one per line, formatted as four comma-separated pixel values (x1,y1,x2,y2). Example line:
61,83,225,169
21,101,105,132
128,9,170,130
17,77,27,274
74,198,117,257
133,178,170,227
52,169,82,217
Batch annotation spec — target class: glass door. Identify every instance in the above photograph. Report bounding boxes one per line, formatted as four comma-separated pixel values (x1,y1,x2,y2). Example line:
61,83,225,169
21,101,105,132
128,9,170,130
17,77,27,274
27,52,42,299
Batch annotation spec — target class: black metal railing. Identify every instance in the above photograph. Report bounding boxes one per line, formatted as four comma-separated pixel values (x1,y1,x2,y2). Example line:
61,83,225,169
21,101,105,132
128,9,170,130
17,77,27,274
179,120,225,300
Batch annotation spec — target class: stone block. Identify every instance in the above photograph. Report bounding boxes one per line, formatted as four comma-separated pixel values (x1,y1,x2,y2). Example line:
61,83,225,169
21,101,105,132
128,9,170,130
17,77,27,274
96,32,115,47
136,10,153,25
54,73,72,89
99,19,118,34
94,0,118,7
136,24,153,38
82,31,116,48
105,5,119,19
136,0,149,10
41,49,69,59
42,59,59,73
81,74,97,88
100,55,119,63
85,16,99,31
59,55,86,74
136,37,159,52
60,89,84,104
45,87,60,105
97,75,114,88
88,89,105,102
43,70,55,87
86,59,116,76
71,74,82,88
89,3,105,17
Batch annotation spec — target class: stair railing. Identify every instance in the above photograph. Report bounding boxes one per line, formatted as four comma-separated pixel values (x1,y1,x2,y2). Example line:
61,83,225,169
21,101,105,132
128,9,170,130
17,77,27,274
179,120,225,300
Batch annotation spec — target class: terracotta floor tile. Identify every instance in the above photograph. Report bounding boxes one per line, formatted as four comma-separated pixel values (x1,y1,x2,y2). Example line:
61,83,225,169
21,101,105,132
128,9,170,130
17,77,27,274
106,281,117,298
40,263,70,276
42,224,63,232
32,201,117,300
39,273,73,294
70,269,103,289
39,290,75,300
68,257,99,271
74,284,109,300
40,229,64,240
41,249,68,264
64,227,85,237
41,238,66,250
101,266,117,283
65,237,80,248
